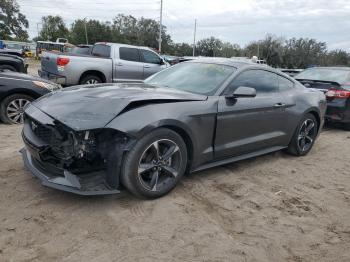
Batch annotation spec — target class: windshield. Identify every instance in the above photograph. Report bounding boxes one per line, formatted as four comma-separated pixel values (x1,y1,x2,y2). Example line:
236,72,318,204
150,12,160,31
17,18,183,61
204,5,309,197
145,62,236,95
295,68,350,84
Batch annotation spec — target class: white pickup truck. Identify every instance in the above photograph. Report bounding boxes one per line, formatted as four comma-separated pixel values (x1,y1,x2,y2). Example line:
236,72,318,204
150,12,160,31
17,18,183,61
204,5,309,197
39,42,168,86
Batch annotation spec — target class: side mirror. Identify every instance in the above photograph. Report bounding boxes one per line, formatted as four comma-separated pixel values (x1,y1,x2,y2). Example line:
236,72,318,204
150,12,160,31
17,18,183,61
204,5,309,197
160,59,165,65
228,86,257,98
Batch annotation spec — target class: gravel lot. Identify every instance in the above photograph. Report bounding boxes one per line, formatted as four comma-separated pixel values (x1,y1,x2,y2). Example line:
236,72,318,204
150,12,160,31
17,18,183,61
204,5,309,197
0,123,350,262
26,58,40,77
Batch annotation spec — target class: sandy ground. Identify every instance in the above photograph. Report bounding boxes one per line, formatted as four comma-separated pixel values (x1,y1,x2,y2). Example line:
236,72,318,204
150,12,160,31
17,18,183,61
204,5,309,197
26,58,40,77
0,123,349,262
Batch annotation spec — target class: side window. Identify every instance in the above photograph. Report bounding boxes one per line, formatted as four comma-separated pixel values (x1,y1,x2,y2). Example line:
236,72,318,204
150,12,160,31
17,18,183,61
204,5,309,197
225,70,278,95
141,49,161,64
91,44,111,58
278,75,294,91
119,47,140,62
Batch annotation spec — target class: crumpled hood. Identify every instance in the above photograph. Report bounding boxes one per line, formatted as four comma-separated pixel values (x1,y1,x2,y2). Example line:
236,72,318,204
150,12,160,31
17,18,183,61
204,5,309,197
30,83,207,131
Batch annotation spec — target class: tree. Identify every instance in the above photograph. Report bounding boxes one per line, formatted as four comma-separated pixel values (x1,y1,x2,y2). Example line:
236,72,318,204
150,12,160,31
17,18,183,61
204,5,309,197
219,42,241,58
282,38,327,68
38,15,69,42
196,37,223,57
170,43,193,56
244,35,284,67
0,0,28,41
70,19,112,45
323,50,349,66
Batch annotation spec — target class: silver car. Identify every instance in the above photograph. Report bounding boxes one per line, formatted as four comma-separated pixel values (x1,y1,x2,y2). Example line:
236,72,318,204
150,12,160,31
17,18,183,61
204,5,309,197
39,43,168,86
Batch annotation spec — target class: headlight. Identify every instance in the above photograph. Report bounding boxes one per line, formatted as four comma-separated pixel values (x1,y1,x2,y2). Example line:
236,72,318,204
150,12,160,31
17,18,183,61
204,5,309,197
33,81,60,91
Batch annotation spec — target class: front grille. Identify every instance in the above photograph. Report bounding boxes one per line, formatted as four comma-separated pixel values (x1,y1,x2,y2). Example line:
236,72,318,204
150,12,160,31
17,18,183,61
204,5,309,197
30,118,54,144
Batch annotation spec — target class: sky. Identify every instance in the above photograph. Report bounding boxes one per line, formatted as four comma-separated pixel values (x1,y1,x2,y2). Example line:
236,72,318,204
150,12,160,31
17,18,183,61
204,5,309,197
17,0,350,50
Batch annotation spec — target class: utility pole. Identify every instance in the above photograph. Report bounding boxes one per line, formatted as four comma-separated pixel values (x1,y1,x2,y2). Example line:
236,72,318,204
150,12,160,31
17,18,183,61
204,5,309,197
84,18,89,45
36,23,41,38
158,0,163,53
192,19,197,57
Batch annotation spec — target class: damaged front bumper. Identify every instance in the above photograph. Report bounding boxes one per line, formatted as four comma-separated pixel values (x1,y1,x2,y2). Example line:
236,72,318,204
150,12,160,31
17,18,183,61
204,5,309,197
20,148,120,195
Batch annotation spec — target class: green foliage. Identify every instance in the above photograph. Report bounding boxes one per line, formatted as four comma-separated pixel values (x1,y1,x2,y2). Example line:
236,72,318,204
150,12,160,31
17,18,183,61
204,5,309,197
69,14,173,52
196,37,223,57
0,0,28,41
37,15,69,42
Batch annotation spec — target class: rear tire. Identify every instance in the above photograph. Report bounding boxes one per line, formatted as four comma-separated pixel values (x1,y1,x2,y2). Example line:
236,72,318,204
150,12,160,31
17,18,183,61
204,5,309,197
0,94,33,124
286,113,318,156
0,65,17,72
79,75,102,85
122,128,188,199
343,123,350,131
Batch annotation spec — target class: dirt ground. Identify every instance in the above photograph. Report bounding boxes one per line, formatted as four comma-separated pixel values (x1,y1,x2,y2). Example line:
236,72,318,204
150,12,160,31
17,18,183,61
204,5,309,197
26,58,40,77
0,123,349,262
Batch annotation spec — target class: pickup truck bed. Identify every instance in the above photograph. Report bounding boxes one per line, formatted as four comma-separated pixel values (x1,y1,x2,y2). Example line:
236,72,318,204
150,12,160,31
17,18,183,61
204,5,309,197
39,42,168,86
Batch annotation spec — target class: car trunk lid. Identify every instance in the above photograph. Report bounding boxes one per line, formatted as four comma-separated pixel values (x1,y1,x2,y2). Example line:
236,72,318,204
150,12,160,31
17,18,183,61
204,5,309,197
296,79,341,93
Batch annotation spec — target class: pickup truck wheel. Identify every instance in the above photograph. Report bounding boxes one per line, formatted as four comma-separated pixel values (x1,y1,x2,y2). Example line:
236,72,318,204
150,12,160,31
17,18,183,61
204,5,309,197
80,75,102,85
0,94,33,124
0,65,17,72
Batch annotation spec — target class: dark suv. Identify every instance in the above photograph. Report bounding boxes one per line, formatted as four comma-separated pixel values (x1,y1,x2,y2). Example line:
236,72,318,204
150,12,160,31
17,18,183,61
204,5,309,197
0,54,28,73
295,67,350,129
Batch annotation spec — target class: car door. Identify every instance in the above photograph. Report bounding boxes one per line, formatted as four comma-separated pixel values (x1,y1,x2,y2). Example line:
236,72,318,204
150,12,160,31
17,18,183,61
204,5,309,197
214,69,291,160
113,47,144,81
140,49,165,79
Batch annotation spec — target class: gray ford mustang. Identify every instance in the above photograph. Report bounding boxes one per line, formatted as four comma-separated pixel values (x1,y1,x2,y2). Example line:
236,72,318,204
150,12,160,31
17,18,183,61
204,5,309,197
21,59,327,198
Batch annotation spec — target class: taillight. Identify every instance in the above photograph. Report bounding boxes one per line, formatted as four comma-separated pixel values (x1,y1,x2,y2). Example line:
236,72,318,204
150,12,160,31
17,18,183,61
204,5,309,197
325,89,350,99
56,57,70,67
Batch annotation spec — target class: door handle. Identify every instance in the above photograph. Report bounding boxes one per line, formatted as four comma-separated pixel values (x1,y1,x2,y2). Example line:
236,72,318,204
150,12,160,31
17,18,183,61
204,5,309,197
273,103,286,108
116,63,123,66
144,65,151,68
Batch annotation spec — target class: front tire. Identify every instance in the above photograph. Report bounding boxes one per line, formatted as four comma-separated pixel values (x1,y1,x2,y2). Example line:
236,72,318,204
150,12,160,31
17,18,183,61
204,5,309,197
286,113,318,156
122,128,188,198
0,94,33,124
342,123,350,131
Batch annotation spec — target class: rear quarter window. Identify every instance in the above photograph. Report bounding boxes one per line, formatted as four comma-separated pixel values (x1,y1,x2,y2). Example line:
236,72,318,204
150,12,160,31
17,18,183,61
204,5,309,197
92,45,111,58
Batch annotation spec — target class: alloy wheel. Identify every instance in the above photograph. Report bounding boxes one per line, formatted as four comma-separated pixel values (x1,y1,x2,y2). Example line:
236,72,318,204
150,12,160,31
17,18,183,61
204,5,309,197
297,119,316,152
85,79,99,84
138,139,182,192
6,98,30,124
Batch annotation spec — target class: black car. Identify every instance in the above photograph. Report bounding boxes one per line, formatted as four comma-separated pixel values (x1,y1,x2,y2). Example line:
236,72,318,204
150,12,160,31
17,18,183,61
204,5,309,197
295,67,350,129
21,59,326,198
0,54,27,73
0,72,60,124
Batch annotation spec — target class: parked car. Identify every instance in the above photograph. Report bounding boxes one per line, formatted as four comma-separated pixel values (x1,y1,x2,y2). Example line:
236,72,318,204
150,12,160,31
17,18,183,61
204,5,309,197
295,67,350,129
0,54,27,73
278,68,304,77
0,49,24,58
0,72,60,124
39,42,169,86
21,59,326,198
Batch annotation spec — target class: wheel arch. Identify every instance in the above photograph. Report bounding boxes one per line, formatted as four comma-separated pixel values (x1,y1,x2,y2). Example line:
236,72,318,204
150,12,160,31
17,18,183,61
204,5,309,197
0,62,20,72
162,124,194,171
0,90,38,105
304,108,321,132
79,70,106,84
